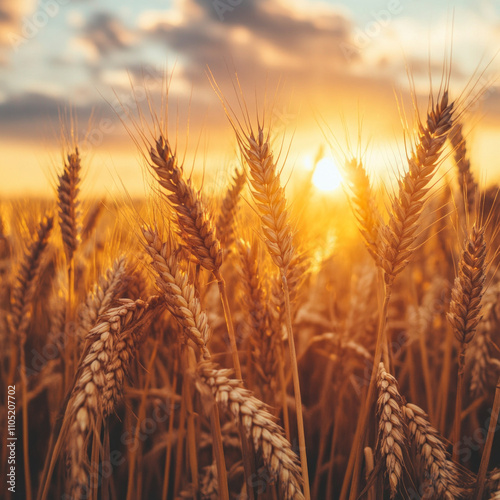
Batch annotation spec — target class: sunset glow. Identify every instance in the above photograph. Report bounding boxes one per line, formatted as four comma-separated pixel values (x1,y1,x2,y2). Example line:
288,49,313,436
0,1,499,195
312,157,343,192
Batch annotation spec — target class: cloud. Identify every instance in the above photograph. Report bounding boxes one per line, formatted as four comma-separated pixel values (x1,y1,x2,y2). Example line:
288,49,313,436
0,92,110,141
0,92,65,121
143,0,356,86
78,11,134,58
1,0,499,153
136,0,410,132
0,0,36,54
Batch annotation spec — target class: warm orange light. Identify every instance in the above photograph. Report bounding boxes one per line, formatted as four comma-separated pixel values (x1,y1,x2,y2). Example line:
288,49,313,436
312,157,342,192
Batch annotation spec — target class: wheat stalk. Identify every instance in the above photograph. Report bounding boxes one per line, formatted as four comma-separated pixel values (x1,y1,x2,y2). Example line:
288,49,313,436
344,90,456,500
475,376,500,499
148,136,242,379
236,122,310,497
448,224,486,459
9,214,54,500
65,296,159,498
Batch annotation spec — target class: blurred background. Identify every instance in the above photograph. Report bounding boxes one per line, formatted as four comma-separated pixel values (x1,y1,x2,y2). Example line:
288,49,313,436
0,0,499,197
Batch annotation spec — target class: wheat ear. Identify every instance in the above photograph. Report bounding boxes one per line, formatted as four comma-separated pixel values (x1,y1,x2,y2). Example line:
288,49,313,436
449,123,476,213
81,199,104,243
448,224,486,460
9,216,53,338
241,127,294,271
148,136,242,379
403,403,463,499
142,226,238,498
9,215,53,500
237,238,276,392
78,256,128,341
376,363,405,499
239,123,310,498
65,296,159,499
469,283,500,396
58,148,81,262
148,136,222,272
380,91,454,286
469,330,496,397
343,158,382,264
216,167,246,250
142,227,212,359
344,91,455,500
196,361,305,500
58,147,82,386
487,469,500,497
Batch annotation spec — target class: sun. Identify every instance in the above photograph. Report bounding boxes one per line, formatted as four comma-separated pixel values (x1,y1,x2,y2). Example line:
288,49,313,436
312,157,343,192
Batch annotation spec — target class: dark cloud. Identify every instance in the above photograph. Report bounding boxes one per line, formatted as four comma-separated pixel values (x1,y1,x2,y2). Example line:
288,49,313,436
0,0,21,24
140,0,401,124
80,12,133,57
0,0,33,49
202,0,348,53
146,0,355,89
0,1,406,143
0,92,113,140
1,0,498,151
0,92,65,121
0,9,13,23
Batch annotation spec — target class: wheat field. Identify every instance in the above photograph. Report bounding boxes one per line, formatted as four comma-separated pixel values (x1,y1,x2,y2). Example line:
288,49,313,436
1,77,500,500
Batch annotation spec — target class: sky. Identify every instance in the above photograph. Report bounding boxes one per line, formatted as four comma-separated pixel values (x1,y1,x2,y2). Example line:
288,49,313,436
0,0,499,196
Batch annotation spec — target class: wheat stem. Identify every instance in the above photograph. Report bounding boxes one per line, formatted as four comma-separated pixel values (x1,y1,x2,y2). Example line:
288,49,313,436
215,271,242,379
343,286,392,500
277,338,291,440
210,401,230,500
173,378,187,496
453,345,466,461
475,376,500,499
183,345,200,493
125,340,159,500
161,355,179,500
20,347,32,500
282,272,311,499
